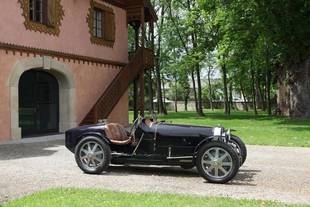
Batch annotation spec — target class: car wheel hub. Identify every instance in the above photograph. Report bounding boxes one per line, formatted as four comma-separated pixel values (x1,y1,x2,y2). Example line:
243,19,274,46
79,141,105,169
201,147,233,179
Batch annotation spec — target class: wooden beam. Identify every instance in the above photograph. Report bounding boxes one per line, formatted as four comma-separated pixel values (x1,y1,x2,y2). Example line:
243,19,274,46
139,6,145,116
0,42,126,67
102,0,126,9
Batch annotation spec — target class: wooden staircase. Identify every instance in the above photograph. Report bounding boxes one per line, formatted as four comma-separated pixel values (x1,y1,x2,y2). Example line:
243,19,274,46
80,47,154,125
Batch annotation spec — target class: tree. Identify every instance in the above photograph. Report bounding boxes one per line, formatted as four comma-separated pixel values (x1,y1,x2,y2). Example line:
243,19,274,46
199,0,310,117
154,1,167,115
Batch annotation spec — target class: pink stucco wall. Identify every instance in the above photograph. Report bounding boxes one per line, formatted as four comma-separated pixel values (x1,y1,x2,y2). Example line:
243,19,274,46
0,0,128,63
0,50,12,140
0,51,129,141
66,58,129,125
0,0,129,140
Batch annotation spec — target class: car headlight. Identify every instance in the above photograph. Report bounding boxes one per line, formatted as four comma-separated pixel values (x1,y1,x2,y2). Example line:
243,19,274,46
213,127,223,136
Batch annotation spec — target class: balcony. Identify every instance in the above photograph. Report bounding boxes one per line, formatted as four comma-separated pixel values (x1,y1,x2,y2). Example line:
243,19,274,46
129,47,154,69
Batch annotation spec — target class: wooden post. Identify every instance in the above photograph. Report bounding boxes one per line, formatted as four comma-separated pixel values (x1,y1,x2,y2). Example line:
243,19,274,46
147,20,155,114
133,22,140,50
139,6,145,117
133,22,140,120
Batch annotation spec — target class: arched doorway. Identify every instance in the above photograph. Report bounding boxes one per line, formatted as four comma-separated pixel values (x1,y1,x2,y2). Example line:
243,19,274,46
19,69,59,137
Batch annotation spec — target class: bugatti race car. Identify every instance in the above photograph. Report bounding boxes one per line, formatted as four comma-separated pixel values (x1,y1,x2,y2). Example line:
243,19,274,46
65,116,246,183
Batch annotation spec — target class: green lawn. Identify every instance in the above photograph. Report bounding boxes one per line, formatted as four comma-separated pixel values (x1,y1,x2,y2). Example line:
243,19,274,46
129,110,310,147
1,188,308,207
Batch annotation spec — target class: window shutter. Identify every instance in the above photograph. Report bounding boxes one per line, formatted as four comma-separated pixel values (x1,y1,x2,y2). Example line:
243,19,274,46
47,0,56,26
104,11,115,42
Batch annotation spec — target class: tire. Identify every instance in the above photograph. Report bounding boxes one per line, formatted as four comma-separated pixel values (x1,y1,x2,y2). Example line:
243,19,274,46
180,163,195,170
75,136,111,174
196,141,240,184
230,135,247,166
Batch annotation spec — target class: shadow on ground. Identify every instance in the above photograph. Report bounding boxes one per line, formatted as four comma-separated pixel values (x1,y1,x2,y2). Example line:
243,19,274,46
230,169,260,186
108,165,200,178
0,140,63,161
108,165,259,186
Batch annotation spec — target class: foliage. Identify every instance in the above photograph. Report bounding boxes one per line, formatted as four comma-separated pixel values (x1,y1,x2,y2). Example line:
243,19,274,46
202,78,223,101
130,0,310,116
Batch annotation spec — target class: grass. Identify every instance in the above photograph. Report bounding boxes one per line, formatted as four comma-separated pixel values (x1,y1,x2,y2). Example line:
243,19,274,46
129,110,310,147
1,188,308,207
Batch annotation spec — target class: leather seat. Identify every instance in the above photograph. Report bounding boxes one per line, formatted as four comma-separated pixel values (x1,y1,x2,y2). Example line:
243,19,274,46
144,119,154,127
104,123,132,145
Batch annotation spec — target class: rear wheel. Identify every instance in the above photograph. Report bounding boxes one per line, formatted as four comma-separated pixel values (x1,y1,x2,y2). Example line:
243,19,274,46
75,136,111,174
196,141,239,183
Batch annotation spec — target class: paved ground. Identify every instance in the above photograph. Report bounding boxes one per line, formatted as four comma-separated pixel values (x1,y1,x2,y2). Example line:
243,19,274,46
0,135,310,205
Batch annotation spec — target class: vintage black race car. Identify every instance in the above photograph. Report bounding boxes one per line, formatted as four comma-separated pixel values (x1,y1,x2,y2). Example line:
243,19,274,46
65,117,247,183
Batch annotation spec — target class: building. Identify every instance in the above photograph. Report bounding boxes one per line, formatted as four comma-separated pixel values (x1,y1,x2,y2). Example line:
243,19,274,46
0,0,156,141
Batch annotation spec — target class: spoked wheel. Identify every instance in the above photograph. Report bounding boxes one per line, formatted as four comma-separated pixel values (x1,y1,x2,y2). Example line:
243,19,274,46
75,136,111,174
229,135,247,166
196,141,239,183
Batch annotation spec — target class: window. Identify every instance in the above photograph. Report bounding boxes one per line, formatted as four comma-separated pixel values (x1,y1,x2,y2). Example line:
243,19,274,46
87,1,115,47
19,0,64,36
29,0,44,24
93,8,104,38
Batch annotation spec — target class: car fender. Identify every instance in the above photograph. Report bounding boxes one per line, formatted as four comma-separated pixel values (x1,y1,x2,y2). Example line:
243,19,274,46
193,135,229,159
78,132,111,145
193,136,214,159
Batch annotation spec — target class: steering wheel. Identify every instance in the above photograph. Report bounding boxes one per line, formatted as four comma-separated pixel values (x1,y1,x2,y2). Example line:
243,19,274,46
129,116,141,138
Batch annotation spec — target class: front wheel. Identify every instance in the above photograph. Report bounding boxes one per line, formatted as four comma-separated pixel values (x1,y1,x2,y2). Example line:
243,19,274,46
196,141,240,184
230,135,247,166
75,136,111,174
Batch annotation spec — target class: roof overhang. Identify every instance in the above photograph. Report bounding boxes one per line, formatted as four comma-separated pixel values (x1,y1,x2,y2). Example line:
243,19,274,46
99,0,157,23
126,0,157,23
101,0,126,9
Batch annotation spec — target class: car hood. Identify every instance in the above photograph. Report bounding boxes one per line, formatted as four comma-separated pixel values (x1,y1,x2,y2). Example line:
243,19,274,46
154,123,221,138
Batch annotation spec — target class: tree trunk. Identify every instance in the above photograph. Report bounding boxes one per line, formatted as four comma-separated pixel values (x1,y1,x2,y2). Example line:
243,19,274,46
207,67,214,111
255,77,265,110
265,43,272,115
266,68,272,116
255,77,263,109
191,70,199,114
155,5,166,115
162,77,167,114
184,98,188,111
174,76,178,112
222,63,230,115
155,61,165,114
240,80,249,111
147,69,154,114
148,21,155,114
261,75,267,111
286,58,310,117
277,63,290,116
195,65,204,116
251,68,258,115
229,82,234,111
186,0,204,116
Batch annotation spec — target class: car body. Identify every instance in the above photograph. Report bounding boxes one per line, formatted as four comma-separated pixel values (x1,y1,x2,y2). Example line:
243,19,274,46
65,117,246,183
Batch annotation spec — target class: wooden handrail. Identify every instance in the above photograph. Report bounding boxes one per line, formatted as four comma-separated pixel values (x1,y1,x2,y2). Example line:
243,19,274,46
80,47,154,125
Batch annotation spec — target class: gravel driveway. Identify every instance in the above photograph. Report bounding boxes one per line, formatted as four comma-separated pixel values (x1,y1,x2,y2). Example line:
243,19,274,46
0,135,309,205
